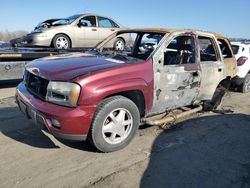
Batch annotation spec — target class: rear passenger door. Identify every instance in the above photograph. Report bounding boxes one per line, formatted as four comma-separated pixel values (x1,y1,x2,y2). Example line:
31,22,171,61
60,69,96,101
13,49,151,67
216,38,237,78
151,33,201,114
97,16,120,41
196,36,224,101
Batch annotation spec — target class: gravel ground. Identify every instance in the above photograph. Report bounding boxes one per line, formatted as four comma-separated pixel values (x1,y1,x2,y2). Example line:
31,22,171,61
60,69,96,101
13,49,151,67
0,85,250,188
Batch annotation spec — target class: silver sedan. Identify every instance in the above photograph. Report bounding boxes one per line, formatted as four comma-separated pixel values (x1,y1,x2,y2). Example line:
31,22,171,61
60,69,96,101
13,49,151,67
23,14,129,50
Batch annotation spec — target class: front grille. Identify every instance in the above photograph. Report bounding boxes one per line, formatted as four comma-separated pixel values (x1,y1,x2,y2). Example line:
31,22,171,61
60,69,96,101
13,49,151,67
25,70,49,100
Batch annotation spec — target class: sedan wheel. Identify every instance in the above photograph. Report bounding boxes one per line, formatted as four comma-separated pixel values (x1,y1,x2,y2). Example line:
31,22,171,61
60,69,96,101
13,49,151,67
52,34,71,49
55,37,69,49
114,38,125,51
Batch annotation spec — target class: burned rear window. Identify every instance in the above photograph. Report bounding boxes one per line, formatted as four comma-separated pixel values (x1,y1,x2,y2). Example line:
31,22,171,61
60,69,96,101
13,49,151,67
198,36,218,62
217,39,233,58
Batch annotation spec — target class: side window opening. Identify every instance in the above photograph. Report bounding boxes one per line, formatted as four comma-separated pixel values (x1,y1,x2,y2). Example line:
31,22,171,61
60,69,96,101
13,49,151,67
80,16,96,27
98,17,115,28
164,35,196,65
135,33,164,60
198,36,218,62
110,20,120,28
217,39,233,58
232,45,240,55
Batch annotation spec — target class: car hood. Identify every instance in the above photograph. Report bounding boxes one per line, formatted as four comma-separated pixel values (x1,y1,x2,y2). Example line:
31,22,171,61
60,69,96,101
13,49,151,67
26,52,128,80
32,24,69,33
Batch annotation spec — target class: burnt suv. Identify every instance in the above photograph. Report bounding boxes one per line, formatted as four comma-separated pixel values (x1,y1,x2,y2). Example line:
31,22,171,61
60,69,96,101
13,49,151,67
16,29,236,152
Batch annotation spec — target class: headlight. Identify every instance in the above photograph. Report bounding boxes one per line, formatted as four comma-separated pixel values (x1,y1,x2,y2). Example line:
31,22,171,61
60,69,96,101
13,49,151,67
46,81,81,107
37,33,47,37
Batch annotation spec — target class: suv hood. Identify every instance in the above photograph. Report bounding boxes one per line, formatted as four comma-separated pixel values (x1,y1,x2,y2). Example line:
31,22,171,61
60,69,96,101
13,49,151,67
26,52,128,80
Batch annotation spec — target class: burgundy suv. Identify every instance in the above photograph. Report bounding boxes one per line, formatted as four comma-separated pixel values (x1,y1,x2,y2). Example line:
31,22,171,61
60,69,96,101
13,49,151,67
16,29,236,152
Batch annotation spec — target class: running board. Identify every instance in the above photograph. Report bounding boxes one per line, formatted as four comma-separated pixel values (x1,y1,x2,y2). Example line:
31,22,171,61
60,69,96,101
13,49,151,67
141,105,203,126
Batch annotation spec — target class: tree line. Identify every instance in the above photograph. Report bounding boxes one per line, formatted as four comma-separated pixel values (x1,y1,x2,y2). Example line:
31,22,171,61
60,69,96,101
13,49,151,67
0,30,28,41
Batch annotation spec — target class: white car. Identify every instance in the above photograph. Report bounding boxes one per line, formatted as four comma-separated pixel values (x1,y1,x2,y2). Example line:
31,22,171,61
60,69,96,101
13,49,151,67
231,42,250,92
13,14,129,50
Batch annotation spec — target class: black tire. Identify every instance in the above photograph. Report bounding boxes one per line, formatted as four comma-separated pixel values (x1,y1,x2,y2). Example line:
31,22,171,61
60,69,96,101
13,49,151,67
89,96,140,153
52,34,71,49
203,83,229,111
113,38,125,51
242,74,250,93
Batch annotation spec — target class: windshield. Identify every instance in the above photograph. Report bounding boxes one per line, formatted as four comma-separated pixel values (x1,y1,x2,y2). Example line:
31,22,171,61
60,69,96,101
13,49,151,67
52,14,82,26
93,31,166,61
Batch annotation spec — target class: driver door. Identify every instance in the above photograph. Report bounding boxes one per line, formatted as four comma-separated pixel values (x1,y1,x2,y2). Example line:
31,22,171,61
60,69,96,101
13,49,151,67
151,33,201,114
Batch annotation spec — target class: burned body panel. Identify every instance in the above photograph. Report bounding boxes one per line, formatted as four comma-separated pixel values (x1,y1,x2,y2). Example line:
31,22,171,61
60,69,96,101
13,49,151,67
215,36,237,78
150,32,201,115
196,33,225,100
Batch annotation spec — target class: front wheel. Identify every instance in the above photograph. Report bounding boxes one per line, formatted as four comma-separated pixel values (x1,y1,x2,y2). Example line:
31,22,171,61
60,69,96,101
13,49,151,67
52,34,71,49
242,74,250,93
89,96,140,152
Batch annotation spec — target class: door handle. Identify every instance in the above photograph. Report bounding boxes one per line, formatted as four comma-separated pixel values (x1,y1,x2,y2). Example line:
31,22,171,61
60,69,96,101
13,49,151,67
92,28,97,31
110,29,115,31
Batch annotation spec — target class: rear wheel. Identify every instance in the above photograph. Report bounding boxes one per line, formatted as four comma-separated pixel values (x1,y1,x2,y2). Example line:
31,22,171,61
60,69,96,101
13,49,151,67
89,96,140,152
52,34,71,49
203,80,231,111
242,74,250,93
113,38,125,51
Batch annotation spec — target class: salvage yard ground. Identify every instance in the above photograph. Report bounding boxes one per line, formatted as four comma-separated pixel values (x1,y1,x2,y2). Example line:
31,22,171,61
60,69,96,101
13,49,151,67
0,83,250,188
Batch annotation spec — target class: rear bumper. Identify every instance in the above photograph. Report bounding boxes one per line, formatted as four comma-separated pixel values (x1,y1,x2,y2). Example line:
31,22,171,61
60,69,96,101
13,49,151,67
16,82,97,141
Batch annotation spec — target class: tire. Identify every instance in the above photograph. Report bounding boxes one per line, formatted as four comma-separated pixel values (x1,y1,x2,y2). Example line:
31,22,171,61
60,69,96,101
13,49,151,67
242,74,250,93
89,96,140,152
52,34,71,49
113,38,125,51
203,81,231,111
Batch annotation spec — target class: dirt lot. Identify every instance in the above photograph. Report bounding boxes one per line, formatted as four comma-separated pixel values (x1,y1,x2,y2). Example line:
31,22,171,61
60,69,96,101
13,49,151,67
0,84,250,188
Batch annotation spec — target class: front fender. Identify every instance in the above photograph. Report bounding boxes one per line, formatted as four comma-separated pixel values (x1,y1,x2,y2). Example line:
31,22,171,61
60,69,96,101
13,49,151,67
80,78,152,111
75,59,154,114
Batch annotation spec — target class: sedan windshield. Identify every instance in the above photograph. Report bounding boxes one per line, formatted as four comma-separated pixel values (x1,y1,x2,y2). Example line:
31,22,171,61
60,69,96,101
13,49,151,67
94,31,166,61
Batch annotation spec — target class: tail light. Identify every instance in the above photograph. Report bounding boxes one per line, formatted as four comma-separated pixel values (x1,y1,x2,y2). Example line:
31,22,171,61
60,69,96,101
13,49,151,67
237,56,248,66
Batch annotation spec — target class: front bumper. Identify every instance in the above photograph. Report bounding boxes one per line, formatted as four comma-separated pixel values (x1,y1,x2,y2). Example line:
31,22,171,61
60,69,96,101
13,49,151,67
16,82,97,141
24,33,52,47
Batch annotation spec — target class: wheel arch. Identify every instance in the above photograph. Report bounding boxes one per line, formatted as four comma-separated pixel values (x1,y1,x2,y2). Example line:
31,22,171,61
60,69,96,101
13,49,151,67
103,90,146,117
116,37,126,45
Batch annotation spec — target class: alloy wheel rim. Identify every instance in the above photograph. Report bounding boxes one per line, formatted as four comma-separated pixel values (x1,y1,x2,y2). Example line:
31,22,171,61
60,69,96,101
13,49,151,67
102,108,133,145
56,37,69,49
115,40,125,51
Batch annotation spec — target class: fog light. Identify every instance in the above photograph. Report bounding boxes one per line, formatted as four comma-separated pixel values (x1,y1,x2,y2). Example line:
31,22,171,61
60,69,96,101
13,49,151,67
51,119,61,128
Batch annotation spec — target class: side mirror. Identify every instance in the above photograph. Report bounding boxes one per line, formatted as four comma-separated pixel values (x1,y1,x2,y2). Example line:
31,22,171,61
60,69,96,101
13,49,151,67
77,21,88,27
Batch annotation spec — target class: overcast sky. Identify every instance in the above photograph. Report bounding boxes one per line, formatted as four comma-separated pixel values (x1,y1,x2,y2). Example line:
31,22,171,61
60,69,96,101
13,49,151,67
1,0,250,38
